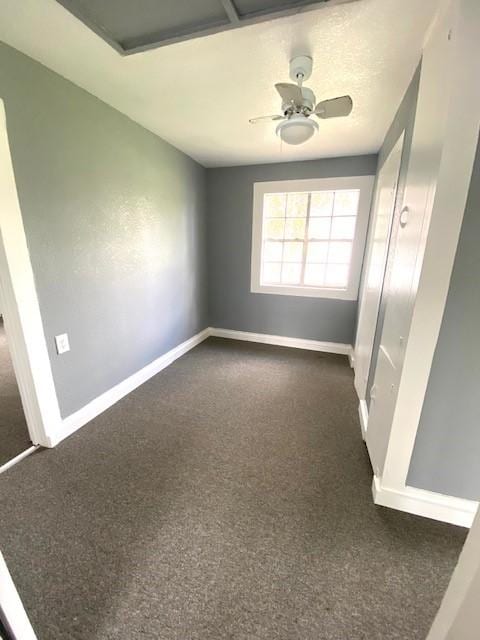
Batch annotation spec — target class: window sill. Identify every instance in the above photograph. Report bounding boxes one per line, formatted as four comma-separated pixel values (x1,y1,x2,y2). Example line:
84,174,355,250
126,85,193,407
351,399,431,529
251,283,357,300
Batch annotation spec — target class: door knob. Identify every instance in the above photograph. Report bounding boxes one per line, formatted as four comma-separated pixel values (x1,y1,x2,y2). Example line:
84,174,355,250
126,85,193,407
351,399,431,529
400,206,409,228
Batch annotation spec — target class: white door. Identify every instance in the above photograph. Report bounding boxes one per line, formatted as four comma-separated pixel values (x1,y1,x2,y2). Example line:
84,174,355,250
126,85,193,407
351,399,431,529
354,133,404,401
366,195,429,476
366,1,456,478
366,346,398,473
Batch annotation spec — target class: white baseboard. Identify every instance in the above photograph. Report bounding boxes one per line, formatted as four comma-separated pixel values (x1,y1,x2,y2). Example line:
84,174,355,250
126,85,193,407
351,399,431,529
358,399,368,441
348,351,355,368
210,327,352,356
51,327,211,446
50,326,352,447
0,445,39,475
372,476,478,528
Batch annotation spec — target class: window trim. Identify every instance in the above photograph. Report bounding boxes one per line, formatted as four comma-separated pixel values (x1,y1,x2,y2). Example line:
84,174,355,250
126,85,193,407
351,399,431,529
250,176,374,300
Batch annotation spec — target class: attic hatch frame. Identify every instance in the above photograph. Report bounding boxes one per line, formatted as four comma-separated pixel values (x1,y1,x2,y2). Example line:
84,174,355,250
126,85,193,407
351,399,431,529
55,0,359,56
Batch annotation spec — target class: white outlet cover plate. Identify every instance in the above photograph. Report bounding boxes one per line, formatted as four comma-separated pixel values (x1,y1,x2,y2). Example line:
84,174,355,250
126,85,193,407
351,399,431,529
55,333,70,355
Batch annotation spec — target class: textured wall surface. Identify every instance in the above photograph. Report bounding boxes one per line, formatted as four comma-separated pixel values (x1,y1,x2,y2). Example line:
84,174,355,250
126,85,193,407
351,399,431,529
364,65,421,405
407,138,480,501
206,155,377,345
0,42,208,417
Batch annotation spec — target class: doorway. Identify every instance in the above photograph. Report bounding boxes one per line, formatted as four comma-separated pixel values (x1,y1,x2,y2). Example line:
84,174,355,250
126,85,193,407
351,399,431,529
0,308,32,466
0,98,62,461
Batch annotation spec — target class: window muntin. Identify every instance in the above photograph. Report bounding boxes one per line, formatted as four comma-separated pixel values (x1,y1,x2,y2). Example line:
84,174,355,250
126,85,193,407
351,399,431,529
250,176,374,301
260,189,360,290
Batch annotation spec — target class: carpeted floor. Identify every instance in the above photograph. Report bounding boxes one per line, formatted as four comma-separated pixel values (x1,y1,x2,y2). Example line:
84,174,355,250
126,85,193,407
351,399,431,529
0,318,31,465
0,337,465,639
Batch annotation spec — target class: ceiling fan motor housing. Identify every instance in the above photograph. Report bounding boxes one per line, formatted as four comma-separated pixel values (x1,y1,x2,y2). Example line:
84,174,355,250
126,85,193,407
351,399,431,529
281,86,316,115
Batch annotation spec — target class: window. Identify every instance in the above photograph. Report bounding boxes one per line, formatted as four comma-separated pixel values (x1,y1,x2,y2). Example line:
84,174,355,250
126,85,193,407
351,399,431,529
251,177,374,300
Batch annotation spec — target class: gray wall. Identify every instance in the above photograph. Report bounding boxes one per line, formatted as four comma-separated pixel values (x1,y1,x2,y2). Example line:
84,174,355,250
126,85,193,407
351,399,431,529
364,65,421,406
206,155,377,344
407,137,480,501
0,42,208,418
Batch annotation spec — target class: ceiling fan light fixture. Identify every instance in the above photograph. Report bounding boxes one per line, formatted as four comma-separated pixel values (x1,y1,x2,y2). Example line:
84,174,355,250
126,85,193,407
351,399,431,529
275,115,318,145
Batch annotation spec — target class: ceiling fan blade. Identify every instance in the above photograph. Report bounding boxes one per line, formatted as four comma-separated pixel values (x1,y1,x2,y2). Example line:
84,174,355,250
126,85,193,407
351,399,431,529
275,83,304,105
249,114,285,124
315,95,353,118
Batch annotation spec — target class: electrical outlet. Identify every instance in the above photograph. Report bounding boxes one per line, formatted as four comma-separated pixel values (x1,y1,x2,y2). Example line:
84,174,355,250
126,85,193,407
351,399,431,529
55,333,70,355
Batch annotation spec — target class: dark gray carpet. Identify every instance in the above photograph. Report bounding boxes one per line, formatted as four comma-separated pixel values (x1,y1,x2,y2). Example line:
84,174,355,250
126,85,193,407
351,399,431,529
0,318,31,465
0,338,465,639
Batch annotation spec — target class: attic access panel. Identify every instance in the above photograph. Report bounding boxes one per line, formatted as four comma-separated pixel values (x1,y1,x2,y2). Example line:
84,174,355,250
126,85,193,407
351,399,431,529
55,0,348,55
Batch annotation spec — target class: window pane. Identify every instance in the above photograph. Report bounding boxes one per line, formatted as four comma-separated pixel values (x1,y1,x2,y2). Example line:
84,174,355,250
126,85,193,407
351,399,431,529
325,264,349,287
283,241,303,262
286,192,308,217
308,217,331,240
264,218,285,240
263,241,283,262
331,216,356,240
284,218,306,239
328,241,352,263
307,241,329,263
311,191,334,216
281,263,302,284
264,193,286,218
304,263,326,286
333,190,360,216
262,263,281,283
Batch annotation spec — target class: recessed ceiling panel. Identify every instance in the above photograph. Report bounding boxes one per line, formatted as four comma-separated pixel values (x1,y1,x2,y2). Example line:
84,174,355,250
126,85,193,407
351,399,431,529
233,0,321,18
0,0,438,166
56,0,229,52
55,0,332,54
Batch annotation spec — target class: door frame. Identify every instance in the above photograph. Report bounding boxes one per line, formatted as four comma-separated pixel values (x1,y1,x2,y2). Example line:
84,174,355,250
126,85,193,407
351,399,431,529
377,0,480,496
0,99,61,448
354,131,405,403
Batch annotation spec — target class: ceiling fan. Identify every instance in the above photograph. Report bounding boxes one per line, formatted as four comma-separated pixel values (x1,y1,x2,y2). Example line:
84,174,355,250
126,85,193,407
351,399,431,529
249,55,353,145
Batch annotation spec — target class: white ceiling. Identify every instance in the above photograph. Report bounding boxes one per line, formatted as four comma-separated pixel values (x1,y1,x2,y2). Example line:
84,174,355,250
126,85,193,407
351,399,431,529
0,0,438,167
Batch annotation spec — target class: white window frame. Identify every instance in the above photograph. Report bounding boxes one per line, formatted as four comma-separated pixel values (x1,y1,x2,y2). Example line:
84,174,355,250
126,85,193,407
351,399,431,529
250,176,374,300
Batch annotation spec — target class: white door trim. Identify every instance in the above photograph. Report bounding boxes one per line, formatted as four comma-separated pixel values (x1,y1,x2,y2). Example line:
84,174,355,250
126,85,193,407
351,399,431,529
380,0,480,493
0,99,62,447
354,132,404,401
427,507,480,638
0,551,38,639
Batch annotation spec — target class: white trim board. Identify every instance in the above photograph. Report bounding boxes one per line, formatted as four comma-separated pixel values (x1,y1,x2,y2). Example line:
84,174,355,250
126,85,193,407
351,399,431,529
0,100,62,447
52,327,352,447
372,476,478,529
0,445,39,475
0,552,38,640
53,328,211,446
358,399,368,441
380,0,480,493
250,176,374,301
209,328,352,356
